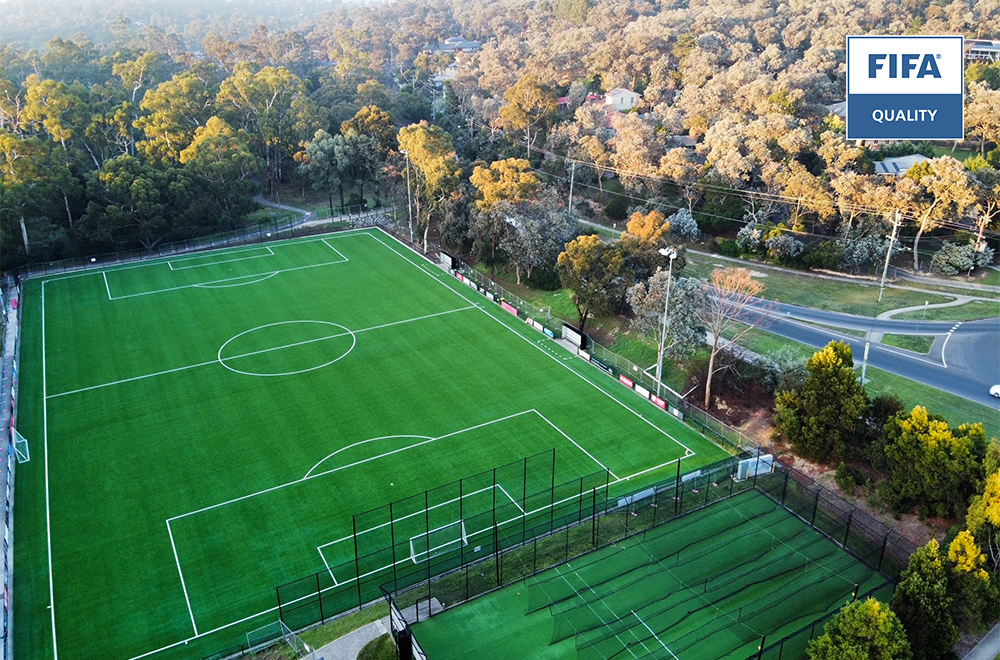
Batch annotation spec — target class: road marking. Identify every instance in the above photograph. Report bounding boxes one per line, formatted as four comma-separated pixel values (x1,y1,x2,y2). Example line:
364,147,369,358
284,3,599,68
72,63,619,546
940,322,962,369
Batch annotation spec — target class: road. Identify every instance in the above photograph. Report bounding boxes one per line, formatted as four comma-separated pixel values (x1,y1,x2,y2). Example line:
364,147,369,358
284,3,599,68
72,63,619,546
737,299,1000,409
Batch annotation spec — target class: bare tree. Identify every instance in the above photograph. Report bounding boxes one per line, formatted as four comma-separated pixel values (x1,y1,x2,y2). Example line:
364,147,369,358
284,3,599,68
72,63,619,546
696,267,765,409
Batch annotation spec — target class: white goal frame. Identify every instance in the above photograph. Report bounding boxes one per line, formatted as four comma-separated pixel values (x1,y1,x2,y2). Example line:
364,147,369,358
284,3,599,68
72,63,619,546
409,519,469,565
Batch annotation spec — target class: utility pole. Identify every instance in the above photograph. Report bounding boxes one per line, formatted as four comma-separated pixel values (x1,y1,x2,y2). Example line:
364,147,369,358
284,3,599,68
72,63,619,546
568,161,576,214
862,210,901,383
402,149,413,243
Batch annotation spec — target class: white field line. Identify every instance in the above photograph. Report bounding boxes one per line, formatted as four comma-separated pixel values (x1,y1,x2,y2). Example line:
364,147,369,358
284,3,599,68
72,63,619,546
166,520,199,635
43,229,373,285
321,239,349,263
108,256,349,300
317,547,339,587
102,271,112,300
169,410,537,523
42,281,59,660
555,565,641,659
168,246,275,271
112,229,697,660
366,229,696,458
316,484,498,554
193,272,279,289
127,452,691,660
46,305,476,399
535,412,619,480
632,610,681,660
496,483,525,514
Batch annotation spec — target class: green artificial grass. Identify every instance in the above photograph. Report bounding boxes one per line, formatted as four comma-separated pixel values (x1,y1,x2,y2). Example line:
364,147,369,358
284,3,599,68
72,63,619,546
14,229,727,660
413,489,889,660
880,334,935,354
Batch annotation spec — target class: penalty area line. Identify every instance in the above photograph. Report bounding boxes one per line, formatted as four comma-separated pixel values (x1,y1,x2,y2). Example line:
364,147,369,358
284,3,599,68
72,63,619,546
166,520,199,635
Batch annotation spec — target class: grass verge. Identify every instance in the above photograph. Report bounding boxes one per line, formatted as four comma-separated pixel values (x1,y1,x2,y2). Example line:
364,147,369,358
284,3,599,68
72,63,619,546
891,299,1000,321
863,367,999,440
685,255,955,316
880,334,934,354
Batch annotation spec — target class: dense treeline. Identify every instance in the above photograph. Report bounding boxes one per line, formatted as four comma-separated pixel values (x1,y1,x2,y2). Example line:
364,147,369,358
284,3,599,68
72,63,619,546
3,0,999,274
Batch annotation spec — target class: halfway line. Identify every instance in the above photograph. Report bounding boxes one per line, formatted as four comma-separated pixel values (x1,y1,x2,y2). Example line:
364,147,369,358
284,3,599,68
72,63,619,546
47,306,475,398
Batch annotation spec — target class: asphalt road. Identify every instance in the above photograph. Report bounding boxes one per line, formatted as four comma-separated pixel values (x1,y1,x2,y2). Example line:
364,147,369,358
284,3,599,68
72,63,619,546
737,300,1000,409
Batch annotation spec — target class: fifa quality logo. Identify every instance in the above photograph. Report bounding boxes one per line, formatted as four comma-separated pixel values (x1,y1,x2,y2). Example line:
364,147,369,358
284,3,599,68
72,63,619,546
867,53,943,79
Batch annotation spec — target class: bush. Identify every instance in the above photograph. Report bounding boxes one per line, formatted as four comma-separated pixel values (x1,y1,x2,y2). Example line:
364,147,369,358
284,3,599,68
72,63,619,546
604,193,628,221
714,238,740,258
764,233,805,264
930,241,995,275
835,462,871,493
735,223,764,255
802,241,844,270
667,208,700,240
526,266,562,291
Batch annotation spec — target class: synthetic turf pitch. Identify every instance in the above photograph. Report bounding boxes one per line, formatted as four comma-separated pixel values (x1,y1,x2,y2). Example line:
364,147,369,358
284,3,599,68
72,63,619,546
13,228,728,660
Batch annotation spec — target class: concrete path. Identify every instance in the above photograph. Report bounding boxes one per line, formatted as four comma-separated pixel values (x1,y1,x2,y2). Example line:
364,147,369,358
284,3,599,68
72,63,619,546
312,618,389,660
964,621,1000,660
876,295,975,320
253,194,315,220
312,598,442,660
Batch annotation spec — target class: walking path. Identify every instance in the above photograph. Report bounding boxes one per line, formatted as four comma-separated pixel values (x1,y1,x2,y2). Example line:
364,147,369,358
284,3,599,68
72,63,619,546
964,621,1000,660
311,598,442,660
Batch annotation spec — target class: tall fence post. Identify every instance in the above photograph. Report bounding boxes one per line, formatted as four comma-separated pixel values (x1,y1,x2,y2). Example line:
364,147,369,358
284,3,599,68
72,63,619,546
353,516,364,609
316,572,325,623
780,470,789,504
877,533,890,572
674,460,682,516
842,510,854,547
810,489,821,525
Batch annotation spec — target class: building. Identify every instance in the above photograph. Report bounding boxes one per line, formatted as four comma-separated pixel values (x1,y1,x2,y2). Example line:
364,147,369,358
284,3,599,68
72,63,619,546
425,37,482,55
966,39,1000,63
558,88,641,113
874,154,930,176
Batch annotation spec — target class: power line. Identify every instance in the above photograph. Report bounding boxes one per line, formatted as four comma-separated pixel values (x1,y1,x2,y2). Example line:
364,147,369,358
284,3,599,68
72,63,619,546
531,145,999,239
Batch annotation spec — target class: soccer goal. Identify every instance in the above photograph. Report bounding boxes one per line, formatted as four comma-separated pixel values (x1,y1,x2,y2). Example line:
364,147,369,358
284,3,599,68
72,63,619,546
409,520,469,564
12,427,29,464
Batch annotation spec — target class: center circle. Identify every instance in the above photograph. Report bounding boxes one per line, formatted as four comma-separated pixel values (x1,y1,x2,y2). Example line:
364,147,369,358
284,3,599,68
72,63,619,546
217,320,356,377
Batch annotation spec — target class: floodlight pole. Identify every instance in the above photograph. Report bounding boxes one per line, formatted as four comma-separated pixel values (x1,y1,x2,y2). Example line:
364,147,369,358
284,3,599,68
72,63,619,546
402,149,413,243
655,248,678,398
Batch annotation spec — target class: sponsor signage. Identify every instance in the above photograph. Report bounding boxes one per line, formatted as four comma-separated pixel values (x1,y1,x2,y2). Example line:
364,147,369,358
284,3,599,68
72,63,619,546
590,357,614,376
635,384,650,399
650,395,667,410
618,375,634,388
543,327,555,338
846,35,964,140
500,301,518,316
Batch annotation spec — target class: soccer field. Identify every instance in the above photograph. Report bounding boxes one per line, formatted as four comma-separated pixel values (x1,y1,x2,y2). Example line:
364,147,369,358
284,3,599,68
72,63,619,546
13,228,728,660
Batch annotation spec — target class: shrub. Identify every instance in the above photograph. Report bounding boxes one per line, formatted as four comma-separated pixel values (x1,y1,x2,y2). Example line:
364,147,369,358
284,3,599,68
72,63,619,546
835,462,871,493
667,208,700,240
714,238,740,258
930,241,994,275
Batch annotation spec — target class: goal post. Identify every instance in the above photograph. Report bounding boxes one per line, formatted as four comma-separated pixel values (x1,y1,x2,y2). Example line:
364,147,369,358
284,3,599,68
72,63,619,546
12,427,29,463
409,519,469,564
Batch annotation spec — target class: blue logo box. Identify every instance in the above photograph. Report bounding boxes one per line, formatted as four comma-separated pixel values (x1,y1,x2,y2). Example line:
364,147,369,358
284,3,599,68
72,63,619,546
846,36,964,141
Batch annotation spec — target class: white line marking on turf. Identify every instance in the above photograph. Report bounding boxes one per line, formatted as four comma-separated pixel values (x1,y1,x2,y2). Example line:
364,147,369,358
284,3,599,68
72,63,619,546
102,270,112,300
305,435,431,479
496,483,525,514
632,610,681,660
218,321,357,377
535,411,619,480
166,520,199,635
193,272,278,289
42,281,60,660
168,410,537,523
321,238,349,262
47,306,476,398
366,229,696,458
318,547,339,586
168,246,274,271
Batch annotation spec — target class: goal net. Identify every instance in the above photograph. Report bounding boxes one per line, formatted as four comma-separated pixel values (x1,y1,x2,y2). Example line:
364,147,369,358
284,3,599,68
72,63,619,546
12,427,29,463
409,520,469,564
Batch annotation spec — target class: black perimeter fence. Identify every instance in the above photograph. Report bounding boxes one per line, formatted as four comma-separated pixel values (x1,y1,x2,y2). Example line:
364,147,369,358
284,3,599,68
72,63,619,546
381,454,917,660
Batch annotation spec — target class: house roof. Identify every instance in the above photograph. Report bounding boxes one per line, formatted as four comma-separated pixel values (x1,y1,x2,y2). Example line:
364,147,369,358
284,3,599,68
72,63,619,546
605,88,637,97
825,101,847,118
874,154,930,175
